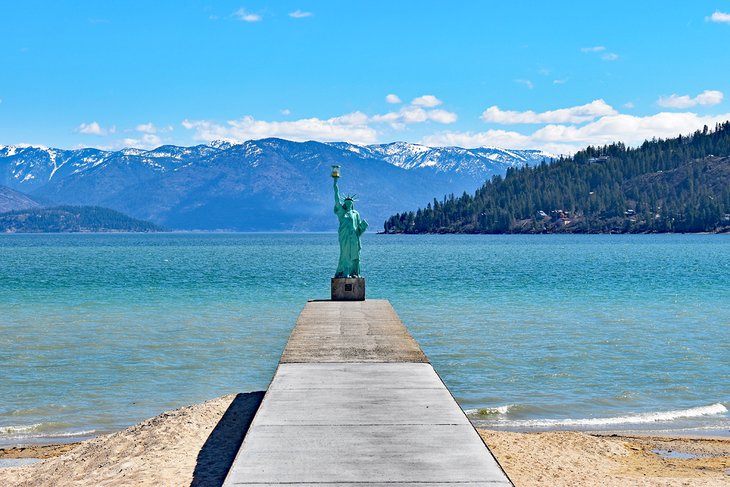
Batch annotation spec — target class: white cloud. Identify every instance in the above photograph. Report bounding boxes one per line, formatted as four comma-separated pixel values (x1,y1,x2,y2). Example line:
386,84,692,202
280,108,291,116
623,101,635,109
136,122,157,134
123,134,163,149
411,95,442,107
707,11,730,23
369,94,455,127
182,98,458,145
421,129,533,151
515,79,534,89
481,99,617,124
427,109,458,124
400,106,429,123
133,123,173,134
657,90,724,108
693,90,724,105
233,8,262,22
182,112,378,145
371,105,457,126
531,112,730,148
553,78,567,85
422,111,730,154
581,46,618,61
77,121,115,136
77,124,171,148
289,10,312,18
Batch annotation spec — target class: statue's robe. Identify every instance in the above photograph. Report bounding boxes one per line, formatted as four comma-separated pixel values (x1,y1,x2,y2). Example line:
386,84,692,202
334,204,368,278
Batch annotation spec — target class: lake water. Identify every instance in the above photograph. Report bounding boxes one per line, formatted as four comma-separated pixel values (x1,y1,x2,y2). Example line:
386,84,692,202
0,233,728,444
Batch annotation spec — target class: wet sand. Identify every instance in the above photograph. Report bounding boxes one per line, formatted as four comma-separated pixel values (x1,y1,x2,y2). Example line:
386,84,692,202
0,443,79,460
481,429,730,486
1,394,728,486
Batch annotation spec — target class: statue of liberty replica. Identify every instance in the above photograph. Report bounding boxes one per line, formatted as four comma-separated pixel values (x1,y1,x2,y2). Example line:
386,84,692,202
331,165,368,300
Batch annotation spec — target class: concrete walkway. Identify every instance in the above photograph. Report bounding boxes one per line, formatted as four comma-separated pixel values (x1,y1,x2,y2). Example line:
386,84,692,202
223,300,512,486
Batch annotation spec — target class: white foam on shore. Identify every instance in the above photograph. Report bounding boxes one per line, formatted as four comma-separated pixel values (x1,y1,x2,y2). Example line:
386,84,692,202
0,422,96,441
0,424,43,434
483,403,728,428
464,404,515,416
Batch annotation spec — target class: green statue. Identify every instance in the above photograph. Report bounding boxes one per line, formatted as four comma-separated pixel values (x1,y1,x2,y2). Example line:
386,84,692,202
332,168,368,278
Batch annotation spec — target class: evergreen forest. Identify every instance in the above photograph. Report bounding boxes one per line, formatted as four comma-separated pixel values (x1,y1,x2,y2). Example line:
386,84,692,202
0,206,163,233
383,122,730,234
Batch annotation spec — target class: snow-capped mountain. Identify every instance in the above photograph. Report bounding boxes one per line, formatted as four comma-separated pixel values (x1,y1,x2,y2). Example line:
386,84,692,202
329,141,554,179
0,139,554,230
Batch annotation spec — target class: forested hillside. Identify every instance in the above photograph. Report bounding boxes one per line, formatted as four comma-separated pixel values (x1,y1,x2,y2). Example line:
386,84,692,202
0,186,41,213
0,206,163,233
383,122,730,234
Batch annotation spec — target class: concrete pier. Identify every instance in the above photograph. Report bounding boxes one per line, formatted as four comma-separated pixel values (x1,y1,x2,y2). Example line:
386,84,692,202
223,300,512,486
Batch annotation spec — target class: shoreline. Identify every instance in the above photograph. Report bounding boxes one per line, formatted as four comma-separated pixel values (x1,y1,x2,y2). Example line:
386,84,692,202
470,425,730,440
378,229,730,235
1,394,728,486
3,429,727,453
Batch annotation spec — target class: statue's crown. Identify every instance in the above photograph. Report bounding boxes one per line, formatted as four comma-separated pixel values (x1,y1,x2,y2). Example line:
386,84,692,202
344,194,358,202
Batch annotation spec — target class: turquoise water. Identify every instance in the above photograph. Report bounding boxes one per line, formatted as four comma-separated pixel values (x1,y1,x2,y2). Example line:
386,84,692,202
0,233,728,443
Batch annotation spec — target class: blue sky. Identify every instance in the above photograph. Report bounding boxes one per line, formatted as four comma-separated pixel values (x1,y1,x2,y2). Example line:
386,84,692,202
1,1,729,153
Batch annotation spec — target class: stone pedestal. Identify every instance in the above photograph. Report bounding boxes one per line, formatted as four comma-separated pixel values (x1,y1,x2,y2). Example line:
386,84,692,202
331,277,365,301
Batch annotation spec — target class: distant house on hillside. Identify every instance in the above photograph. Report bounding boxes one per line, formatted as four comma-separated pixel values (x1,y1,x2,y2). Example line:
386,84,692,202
588,156,610,163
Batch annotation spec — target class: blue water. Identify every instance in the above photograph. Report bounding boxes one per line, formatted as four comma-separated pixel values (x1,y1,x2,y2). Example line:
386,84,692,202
0,233,728,443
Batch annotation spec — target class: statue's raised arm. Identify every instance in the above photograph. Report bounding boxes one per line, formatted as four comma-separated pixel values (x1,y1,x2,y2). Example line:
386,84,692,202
333,177,342,209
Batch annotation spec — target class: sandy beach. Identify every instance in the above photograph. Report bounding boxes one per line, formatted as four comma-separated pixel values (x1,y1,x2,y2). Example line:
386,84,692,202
481,430,730,486
0,394,728,487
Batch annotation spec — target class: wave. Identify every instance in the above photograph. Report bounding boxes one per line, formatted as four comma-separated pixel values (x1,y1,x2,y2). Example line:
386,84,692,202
464,404,515,416
32,429,96,438
0,423,44,434
0,422,95,440
476,403,728,428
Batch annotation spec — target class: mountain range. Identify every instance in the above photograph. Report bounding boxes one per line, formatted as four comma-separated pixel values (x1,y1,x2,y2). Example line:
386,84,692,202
0,139,553,231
